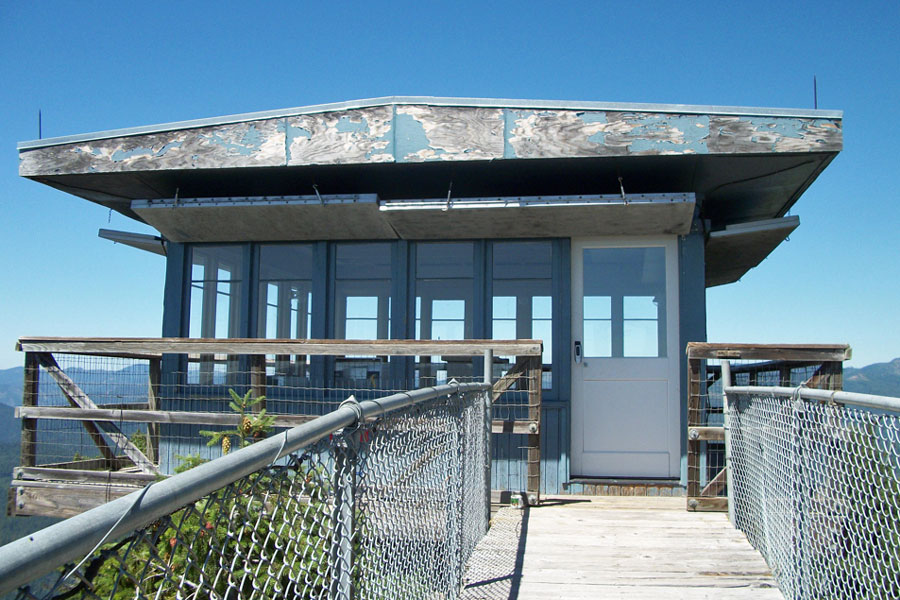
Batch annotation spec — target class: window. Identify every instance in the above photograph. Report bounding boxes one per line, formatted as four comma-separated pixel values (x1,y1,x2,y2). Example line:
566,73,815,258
491,241,553,389
582,247,666,358
415,242,475,385
257,244,314,381
188,245,244,385
333,243,393,387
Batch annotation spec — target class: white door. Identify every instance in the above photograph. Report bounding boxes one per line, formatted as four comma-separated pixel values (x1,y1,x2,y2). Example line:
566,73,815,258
571,238,680,478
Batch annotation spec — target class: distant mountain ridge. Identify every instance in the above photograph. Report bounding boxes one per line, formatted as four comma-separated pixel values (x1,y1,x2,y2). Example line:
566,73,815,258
843,358,900,397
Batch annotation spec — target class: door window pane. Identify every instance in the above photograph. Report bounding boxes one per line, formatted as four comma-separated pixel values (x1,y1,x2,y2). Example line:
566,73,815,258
582,247,666,358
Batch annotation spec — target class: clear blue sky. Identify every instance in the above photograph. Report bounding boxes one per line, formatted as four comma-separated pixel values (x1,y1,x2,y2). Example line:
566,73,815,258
1,1,897,368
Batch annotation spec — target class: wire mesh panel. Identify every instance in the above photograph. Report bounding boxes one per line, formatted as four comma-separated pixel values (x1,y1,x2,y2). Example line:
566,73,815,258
685,343,847,511
4,386,490,600
727,388,900,599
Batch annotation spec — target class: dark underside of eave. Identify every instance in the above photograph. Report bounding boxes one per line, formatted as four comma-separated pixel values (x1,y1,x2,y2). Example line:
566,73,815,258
30,151,837,230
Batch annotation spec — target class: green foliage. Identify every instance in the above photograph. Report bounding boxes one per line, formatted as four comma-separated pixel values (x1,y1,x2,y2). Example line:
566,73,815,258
72,465,335,599
200,389,276,455
173,453,208,474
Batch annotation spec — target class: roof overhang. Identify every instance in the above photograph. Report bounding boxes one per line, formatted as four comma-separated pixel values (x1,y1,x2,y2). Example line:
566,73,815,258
705,216,800,286
18,96,842,284
132,193,696,242
98,229,166,255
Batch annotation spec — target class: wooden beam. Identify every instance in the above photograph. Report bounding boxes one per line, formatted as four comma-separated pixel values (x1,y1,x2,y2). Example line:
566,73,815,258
37,456,132,470
250,354,267,413
36,353,160,475
16,406,317,428
492,357,529,401
17,337,543,357
686,496,729,512
688,426,725,441
491,420,539,435
701,467,728,497
147,357,161,464
13,466,158,485
10,480,142,518
686,342,851,362
686,357,702,500
526,356,542,505
21,353,38,468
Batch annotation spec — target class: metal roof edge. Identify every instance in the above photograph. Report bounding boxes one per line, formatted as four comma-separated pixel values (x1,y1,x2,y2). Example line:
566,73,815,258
18,96,844,151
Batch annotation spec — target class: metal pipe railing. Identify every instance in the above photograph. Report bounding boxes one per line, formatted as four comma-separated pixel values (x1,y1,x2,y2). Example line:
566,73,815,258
725,385,900,414
723,370,900,599
0,381,490,595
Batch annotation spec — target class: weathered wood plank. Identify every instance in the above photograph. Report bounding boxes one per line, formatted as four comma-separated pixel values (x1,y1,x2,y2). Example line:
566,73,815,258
491,420,539,435
462,497,780,600
700,467,728,497
9,480,142,518
492,357,530,400
526,356,542,505
17,337,543,357
16,406,316,428
13,467,158,485
687,497,730,512
686,342,851,362
36,353,159,475
689,426,725,441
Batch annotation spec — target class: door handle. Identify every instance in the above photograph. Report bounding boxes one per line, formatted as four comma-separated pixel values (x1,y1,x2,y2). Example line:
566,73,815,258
574,341,582,364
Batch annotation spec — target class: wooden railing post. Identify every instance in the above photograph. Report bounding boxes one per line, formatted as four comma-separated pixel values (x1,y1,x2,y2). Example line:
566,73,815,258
21,352,39,468
250,355,267,412
147,357,161,465
526,355,541,506
686,355,701,504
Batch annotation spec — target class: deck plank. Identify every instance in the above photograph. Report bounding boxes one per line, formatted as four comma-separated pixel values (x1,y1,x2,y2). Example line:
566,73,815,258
463,496,781,599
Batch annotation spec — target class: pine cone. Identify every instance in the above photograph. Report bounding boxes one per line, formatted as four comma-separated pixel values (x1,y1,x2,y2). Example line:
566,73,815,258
222,436,231,455
242,417,252,435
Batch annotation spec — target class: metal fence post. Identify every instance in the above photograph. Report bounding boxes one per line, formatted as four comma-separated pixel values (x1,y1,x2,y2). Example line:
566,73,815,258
721,360,735,525
330,438,356,600
483,350,493,530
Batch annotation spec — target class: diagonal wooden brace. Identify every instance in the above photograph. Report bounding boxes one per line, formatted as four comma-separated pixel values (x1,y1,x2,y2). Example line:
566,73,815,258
37,353,160,475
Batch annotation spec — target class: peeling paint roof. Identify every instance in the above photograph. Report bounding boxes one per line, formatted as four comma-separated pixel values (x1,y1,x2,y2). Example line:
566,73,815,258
17,95,843,151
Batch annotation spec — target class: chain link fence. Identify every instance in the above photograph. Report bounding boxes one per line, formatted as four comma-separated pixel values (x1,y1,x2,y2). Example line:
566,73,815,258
0,382,491,600
725,381,900,599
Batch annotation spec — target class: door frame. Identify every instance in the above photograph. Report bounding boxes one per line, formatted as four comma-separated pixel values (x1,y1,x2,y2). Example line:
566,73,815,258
570,236,681,478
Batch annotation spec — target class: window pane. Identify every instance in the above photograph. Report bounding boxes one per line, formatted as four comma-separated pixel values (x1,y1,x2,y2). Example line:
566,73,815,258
492,319,516,340
336,243,391,279
258,244,313,280
584,320,612,358
493,241,552,279
624,320,659,357
624,296,658,319
189,246,243,338
492,241,554,391
533,296,552,319
584,296,611,319
333,243,393,387
582,247,666,358
417,242,473,278
492,296,516,319
346,296,378,319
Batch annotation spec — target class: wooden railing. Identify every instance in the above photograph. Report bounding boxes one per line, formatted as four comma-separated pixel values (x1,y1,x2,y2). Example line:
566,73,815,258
11,337,543,517
685,343,850,512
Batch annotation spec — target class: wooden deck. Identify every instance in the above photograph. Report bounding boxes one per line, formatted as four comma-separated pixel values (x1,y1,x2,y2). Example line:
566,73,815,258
463,496,781,599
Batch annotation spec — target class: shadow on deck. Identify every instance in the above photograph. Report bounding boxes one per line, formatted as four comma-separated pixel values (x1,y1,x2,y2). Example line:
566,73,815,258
463,496,781,600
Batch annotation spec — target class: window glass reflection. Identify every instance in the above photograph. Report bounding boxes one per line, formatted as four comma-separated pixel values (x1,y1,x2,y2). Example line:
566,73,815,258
581,247,666,358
